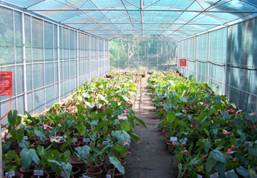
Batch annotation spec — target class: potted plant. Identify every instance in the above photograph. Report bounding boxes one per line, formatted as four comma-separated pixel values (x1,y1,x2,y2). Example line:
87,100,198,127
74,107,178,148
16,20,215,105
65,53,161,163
3,150,21,178
105,156,125,178
19,147,40,177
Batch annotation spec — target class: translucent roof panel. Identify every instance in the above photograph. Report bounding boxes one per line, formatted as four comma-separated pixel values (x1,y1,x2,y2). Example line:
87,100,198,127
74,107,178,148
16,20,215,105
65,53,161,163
1,0,257,40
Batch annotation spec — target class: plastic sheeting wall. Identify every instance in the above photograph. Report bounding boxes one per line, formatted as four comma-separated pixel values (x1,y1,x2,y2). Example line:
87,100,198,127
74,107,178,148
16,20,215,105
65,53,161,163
177,17,257,113
0,6,110,122
227,18,257,113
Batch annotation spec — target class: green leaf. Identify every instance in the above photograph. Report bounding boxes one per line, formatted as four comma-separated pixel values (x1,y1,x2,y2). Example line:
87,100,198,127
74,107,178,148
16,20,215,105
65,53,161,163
210,149,226,163
249,168,257,178
48,160,72,177
109,156,125,175
206,156,216,173
225,170,238,178
75,145,90,160
120,120,131,131
111,130,131,145
20,148,39,169
112,144,127,156
135,117,146,128
189,157,200,166
33,128,46,141
236,167,250,178
129,132,140,141
10,128,24,142
8,110,21,126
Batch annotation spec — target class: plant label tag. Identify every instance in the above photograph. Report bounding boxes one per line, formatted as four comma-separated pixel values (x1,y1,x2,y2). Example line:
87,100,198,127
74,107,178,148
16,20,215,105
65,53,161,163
210,172,219,178
83,138,90,144
170,137,177,143
61,172,69,178
81,175,92,178
103,140,110,145
106,174,112,178
197,174,203,178
33,170,44,176
5,171,15,178
72,138,78,143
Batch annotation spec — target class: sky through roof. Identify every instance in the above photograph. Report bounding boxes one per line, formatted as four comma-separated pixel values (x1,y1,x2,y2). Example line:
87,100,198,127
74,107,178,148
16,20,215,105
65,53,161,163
1,0,257,40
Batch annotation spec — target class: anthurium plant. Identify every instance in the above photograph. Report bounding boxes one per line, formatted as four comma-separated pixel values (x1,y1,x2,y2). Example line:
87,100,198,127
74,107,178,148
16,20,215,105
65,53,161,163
3,71,145,177
148,71,257,178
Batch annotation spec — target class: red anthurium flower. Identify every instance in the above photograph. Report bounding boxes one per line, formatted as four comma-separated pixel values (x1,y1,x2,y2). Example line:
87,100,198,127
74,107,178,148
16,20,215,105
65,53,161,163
223,129,231,135
123,141,130,146
181,150,190,155
203,103,209,108
226,148,234,155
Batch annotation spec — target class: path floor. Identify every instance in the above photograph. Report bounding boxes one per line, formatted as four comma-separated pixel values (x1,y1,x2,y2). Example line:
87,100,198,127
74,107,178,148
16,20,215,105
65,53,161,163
125,76,177,178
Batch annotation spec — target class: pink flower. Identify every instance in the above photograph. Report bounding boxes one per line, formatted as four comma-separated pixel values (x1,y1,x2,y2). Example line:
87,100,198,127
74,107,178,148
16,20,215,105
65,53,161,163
249,112,256,116
223,129,231,135
124,109,129,113
123,141,130,146
181,150,190,155
203,103,209,108
226,148,234,155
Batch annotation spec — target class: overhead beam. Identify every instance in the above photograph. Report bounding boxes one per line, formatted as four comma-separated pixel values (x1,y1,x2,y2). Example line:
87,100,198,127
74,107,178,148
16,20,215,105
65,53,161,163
119,0,135,29
28,8,257,13
85,29,201,32
140,0,144,36
66,22,220,25
25,0,47,9
144,0,161,9
87,0,123,36
169,0,224,36
160,0,197,36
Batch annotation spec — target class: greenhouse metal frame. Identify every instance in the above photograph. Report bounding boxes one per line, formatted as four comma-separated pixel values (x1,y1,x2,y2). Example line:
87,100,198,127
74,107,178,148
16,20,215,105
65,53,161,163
0,0,257,118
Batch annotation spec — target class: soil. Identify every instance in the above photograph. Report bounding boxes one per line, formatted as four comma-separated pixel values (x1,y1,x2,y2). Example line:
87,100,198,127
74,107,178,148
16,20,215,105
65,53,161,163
125,76,177,178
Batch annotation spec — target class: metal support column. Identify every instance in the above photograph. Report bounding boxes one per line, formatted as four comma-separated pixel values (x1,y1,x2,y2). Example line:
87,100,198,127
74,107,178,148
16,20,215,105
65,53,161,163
224,27,229,96
89,35,92,80
195,38,198,81
57,25,61,101
157,41,159,70
107,41,110,71
76,31,79,87
127,41,129,69
207,32,211,84
21,12,28,111
97,39,99,77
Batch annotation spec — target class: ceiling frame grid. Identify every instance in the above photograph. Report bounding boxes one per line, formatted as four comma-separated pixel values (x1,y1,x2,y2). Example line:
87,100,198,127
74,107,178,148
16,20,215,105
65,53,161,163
1,0,257,40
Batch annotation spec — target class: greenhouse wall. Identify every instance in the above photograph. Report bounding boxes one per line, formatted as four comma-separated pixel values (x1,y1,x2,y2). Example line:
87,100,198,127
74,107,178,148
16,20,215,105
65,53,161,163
0,5,110,122
177,16,257,113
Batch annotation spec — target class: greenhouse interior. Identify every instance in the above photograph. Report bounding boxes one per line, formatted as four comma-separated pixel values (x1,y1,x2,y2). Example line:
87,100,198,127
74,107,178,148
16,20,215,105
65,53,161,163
0,0,257,178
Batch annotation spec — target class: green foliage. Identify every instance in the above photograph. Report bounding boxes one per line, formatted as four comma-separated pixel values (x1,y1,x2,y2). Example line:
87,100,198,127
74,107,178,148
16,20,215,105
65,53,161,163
109,156,125,175
3,72,144,176
20,148,40,169
148,71,257,177
110,38,176,69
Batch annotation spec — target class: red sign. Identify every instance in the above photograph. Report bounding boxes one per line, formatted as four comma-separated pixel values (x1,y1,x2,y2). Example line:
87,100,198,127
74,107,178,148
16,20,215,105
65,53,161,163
179,59,187,67
0,71,13,96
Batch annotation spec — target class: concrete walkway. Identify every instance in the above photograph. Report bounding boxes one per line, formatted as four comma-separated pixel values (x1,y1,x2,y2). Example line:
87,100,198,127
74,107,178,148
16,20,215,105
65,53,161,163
125,76,176,178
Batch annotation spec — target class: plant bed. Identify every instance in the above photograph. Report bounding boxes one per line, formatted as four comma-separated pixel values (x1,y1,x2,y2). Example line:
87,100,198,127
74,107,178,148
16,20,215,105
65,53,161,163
148,72,257,177
3,72,145,178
